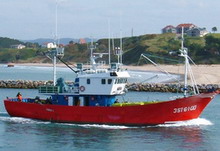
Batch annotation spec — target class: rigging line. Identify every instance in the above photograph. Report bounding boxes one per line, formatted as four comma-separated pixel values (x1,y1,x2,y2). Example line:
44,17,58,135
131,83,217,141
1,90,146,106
56,56,77,73
188,63,199,94
141,53,182,63
176,63,184,94
140,54,180,83
187,55,212,84
188,66,196,94
126,75,159,90
59,57,77,68
187,56,196,65
187,56,199,94
187,59,199,94
42,51,78,73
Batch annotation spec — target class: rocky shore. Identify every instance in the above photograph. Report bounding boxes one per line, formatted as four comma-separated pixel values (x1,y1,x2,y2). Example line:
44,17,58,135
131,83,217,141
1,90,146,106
127,83,219,93
0,80,51,89
0,80,219,93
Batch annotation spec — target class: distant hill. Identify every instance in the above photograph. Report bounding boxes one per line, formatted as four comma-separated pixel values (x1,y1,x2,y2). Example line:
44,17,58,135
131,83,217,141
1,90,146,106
22,38,95,45
96,33,220,64
0,37,24,48
1,33,220,64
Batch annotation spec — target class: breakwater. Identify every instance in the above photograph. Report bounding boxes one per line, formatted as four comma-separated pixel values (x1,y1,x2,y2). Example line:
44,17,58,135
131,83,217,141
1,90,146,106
0,80,51,89
0,80,219,93
127,83,219,93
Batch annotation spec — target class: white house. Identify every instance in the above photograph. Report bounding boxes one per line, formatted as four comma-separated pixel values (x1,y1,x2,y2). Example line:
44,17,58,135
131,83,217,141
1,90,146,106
42,42,57,48
11,44,26,49
176,23,197,34
162,25,176,34
187,28,209,37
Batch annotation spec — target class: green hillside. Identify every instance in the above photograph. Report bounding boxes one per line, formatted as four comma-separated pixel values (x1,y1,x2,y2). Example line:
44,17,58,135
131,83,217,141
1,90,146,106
121,33,220,64
1,33,220,64
0,37,24,48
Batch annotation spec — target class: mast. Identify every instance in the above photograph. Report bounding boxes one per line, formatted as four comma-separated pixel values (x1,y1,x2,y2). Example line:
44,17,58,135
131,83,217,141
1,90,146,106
53,53,57,86
52,1,64,86
53,1,58,86
180,26,188,96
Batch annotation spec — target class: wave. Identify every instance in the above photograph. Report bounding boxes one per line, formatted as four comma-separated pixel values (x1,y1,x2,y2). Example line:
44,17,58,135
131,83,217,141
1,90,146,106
157,118,213,127
0,114,212,129
0,116,50,125
13,65,70,72
63,118,213,129
64,123,130,129
51,122,130,129
0,115,129,129
0,112,8,117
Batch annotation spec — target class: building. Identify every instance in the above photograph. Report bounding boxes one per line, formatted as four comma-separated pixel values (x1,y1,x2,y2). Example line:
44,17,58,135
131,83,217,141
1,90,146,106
162,23,208,37
11,44,26,49
162,25,176,34
187,27,209,37
79,38,86,44
176,23,196,34
42,42,57,48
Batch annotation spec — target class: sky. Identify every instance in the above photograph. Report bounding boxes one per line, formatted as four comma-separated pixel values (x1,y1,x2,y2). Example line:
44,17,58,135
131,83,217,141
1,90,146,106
0,0,219,40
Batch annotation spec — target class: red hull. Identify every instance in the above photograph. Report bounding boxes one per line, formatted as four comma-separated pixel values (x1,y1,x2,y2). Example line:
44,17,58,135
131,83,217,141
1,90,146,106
4,92,216,126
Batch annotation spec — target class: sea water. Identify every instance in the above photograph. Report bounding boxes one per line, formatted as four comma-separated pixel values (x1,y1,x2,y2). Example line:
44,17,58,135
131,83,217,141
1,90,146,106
0,65,181,83
0,65,219,151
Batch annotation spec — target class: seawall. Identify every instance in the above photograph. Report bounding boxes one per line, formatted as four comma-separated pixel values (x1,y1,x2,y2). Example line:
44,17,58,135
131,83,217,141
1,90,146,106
127,83,220,93
0,80,219,93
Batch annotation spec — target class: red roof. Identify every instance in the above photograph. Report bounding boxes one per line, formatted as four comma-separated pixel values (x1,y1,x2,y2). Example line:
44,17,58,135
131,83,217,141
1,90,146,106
176,23,196,28
163,25,175,29
79,38,86,44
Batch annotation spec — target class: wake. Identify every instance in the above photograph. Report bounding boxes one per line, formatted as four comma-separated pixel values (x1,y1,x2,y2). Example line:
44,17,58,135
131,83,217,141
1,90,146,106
0,113,213,129
157,118,213,127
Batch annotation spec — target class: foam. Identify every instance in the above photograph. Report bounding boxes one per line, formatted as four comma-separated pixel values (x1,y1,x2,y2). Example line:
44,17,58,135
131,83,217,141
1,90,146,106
157,118,213,127
0,116,50,125
0,114,212,129
58,123,130,129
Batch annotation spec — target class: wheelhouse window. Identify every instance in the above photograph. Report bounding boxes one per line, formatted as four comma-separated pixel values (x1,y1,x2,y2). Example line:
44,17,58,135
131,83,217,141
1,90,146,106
115,78,127,84
101,79,106,84
108,79,112,84
87,79,90,84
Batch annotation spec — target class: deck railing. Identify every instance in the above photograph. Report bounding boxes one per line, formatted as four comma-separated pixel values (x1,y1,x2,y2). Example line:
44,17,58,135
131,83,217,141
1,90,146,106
39,86,59,94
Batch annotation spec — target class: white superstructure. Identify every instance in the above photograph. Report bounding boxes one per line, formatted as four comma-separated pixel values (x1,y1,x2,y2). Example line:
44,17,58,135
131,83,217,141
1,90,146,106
78,66,130,95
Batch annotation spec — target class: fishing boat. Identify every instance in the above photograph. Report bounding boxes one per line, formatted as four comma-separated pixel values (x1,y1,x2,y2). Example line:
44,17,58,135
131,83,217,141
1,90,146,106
3,32,218,126
7,63,14,67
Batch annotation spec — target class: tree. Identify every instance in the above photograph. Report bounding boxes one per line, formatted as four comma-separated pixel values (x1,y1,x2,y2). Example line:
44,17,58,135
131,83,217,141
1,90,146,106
69,40,74,45
212,27,217,33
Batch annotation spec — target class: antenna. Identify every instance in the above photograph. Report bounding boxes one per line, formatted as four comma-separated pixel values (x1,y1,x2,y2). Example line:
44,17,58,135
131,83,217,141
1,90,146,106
51,1,64,86
119,16,123,65
89,38,96,69
55,1,58,44
131,28,133,37
120,30,123,64
112,33,115,55
108,19,111,65
181,26,184,49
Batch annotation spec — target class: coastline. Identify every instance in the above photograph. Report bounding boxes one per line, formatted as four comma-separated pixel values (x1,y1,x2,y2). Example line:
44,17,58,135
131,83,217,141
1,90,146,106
2,63,220,84
125,64,220,85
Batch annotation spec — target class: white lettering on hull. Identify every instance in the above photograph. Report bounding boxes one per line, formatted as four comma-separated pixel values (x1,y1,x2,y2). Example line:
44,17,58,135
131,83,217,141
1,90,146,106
173,105,197,113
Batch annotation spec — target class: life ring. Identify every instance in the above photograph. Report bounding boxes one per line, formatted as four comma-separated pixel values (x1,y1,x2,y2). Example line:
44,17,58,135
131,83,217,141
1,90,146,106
79,86,85,92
